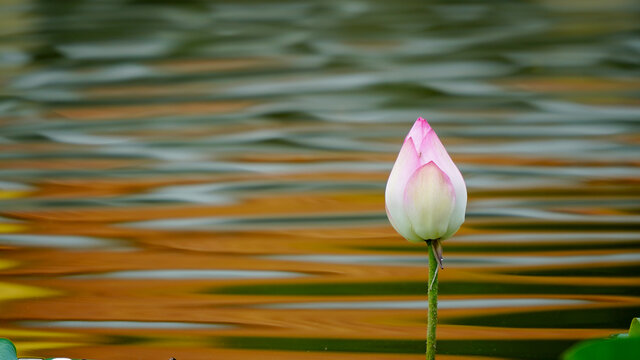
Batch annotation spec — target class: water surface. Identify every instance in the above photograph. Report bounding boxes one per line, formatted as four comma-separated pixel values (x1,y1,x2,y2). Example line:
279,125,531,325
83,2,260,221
0,1,639,359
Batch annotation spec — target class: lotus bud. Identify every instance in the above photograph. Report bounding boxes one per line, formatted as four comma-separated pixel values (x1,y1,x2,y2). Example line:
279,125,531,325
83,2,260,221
385,117,467,267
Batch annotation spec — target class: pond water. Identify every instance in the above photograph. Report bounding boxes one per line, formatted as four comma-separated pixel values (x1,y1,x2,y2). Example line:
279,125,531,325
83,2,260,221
1,1,639,359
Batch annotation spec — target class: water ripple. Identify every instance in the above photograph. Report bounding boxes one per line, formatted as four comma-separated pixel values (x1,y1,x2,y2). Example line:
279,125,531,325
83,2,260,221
264,253,640,267
262,298,590,310
22,320,228,330
68,269,308,280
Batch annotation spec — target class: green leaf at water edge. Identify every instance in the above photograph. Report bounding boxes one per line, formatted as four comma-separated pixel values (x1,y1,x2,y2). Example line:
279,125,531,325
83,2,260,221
0,338,18,360
562,337,640,360
629,317,640,337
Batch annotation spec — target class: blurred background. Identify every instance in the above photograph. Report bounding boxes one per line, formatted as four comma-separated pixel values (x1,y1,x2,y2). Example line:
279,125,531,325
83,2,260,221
0,0,639,359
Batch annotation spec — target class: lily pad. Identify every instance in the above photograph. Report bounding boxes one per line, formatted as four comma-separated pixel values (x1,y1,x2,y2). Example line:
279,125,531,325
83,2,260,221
629,317,640,337
0,338,17,360
562,337,640,360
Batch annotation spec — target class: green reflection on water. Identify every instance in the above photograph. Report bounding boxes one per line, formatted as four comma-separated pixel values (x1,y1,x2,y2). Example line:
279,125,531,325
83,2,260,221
446,306,640,329
508,264,640,277
215,281,640,296
221,336,578,360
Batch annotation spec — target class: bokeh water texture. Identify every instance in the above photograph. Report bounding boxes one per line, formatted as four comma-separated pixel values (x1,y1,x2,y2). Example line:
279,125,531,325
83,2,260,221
0,1,639,359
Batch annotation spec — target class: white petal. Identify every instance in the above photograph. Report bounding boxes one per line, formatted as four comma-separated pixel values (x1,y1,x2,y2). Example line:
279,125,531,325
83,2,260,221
403,162,456,240
418,128,467,240
385,138,421,242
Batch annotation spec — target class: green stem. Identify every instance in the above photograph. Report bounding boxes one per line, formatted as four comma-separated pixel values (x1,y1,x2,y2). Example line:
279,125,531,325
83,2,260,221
427,240,438,360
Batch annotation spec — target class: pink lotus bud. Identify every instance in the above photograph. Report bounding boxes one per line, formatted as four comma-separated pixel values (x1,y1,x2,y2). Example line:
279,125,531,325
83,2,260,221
385,117,467,244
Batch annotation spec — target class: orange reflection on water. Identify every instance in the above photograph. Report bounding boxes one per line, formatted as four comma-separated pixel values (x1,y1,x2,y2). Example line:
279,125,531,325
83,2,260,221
1,1,639,359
